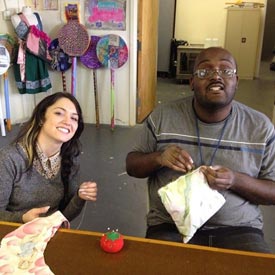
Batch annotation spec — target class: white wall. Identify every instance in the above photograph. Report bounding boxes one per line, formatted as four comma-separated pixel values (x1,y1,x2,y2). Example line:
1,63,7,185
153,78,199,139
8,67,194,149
0,0,137,127
175,0,227,46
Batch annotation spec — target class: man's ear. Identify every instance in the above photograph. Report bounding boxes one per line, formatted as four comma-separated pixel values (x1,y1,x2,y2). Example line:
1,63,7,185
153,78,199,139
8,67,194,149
235,75,239,90
189,77,194,91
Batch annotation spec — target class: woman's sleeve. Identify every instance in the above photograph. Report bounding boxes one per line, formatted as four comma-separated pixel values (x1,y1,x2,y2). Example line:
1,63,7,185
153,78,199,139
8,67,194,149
60,159,85,221
62,194,85,222
0,147,25,223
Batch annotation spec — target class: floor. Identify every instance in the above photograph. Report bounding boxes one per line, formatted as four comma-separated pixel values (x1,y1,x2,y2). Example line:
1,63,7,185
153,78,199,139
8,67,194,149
0,61,274,253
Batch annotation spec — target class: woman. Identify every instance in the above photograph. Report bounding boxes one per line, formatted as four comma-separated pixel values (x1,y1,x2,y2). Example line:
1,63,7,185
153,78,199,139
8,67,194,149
0,92,97,223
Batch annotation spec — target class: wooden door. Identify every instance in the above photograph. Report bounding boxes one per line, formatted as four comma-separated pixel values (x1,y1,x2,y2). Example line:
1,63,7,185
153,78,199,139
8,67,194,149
137,0,159,123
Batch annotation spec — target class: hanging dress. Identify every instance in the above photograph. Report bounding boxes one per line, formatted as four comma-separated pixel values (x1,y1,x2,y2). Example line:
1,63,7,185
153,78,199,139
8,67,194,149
13,12,52,94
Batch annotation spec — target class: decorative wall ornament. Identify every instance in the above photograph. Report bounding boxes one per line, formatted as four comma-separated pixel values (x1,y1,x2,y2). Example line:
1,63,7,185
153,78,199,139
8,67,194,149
84,0,126,30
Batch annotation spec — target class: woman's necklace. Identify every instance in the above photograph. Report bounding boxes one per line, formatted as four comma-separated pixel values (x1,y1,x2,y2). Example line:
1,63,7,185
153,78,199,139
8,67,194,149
194,109,231,166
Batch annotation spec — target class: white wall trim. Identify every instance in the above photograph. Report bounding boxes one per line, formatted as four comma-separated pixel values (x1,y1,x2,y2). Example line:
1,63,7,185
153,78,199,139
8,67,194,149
129,0,138,126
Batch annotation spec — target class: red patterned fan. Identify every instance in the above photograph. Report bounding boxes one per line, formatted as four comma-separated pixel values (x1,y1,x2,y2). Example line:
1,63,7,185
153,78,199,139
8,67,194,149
57,4,89,96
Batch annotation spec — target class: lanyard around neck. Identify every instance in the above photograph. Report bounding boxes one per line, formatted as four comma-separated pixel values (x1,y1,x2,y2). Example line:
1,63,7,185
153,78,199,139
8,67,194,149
194,112,230,166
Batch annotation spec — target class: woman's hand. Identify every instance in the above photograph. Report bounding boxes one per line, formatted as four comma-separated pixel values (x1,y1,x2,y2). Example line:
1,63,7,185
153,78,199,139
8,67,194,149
22,206,50,223
78,181,97,201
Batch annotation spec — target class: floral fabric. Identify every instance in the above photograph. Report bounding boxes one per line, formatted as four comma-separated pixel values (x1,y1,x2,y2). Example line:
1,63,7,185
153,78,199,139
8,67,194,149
0,211,69,274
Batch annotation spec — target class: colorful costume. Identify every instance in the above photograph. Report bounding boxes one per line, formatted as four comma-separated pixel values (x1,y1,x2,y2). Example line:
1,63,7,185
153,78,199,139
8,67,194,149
13,12,52,94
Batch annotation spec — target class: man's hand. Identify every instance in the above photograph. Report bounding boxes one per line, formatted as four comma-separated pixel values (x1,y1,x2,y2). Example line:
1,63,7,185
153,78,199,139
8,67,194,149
160,145,194,173
200,165,235,191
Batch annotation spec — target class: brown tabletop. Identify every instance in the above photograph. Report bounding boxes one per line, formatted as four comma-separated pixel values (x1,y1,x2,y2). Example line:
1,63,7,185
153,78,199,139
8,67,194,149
0,221,274,275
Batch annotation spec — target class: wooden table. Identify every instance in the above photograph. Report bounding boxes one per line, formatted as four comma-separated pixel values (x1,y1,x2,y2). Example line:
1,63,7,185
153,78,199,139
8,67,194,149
0,221,275,275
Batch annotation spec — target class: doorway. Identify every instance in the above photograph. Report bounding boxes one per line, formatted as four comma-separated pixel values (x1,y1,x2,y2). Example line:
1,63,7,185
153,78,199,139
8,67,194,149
261,0,275,61
156,1,273,83
157,0,176,77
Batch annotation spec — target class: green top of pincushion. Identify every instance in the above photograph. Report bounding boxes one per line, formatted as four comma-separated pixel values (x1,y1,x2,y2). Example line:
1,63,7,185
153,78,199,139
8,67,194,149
106,231,120,240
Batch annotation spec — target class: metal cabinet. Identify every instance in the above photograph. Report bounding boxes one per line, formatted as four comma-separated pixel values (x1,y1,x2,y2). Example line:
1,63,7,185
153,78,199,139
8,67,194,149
224,7,261,79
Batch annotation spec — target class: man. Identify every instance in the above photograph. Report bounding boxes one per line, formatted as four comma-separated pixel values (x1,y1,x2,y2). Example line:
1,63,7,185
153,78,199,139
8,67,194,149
126,47,275,253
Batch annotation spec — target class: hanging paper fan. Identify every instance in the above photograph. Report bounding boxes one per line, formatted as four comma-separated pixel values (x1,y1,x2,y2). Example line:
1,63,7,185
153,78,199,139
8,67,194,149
48,38,72,92
96,34,128,130
58,14,90,96
80,35,102,127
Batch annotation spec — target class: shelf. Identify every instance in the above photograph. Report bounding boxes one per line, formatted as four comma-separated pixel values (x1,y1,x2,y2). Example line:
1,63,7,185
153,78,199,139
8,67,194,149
176,45,205,80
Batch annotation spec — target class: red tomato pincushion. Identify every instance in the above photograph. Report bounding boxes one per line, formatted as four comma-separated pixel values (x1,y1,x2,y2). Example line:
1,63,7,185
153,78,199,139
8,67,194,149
100,230,124,253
